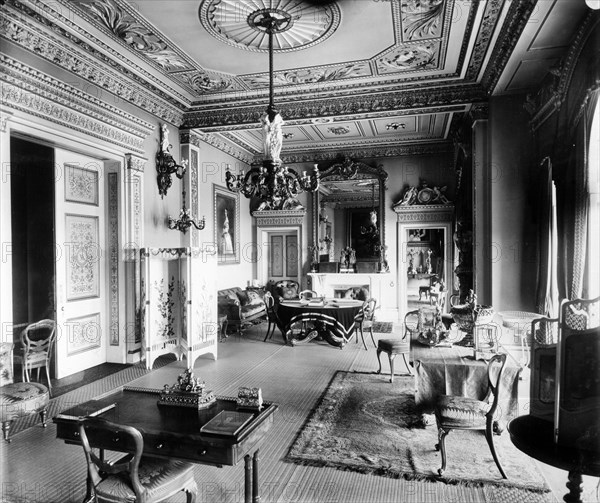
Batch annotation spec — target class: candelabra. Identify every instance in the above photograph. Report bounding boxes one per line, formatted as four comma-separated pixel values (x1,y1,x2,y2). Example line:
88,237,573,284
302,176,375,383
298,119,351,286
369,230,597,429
226,161,319,211
167,189,205,233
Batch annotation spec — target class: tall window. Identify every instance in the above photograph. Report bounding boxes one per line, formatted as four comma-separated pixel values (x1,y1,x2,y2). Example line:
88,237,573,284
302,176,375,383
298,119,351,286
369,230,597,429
587,100,600,298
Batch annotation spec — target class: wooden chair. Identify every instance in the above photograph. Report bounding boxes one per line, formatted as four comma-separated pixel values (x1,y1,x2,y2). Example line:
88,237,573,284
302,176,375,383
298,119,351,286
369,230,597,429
18,319,56,392
434,353,508,478
0,343,49,442
299,290,318,300
375,310,413,382
263,291,285,343
78,417,198,503
354,298,377,350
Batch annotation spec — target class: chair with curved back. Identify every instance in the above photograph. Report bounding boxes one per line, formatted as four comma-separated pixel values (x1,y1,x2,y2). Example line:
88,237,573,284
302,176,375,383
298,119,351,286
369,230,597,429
354,298,378,350
375,309,413,382
263,291,285,343
434,353,508,478
299,290,318,300
19,319,56,392
79,416,198,503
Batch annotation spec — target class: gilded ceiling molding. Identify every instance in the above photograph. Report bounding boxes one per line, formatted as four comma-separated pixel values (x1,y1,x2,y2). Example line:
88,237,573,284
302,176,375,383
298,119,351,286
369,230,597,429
2,0,185,124
278,142,454,164
184,86,488,129
1,55,154,154
469,103,489,121
480,0,537,94
180,130,254,164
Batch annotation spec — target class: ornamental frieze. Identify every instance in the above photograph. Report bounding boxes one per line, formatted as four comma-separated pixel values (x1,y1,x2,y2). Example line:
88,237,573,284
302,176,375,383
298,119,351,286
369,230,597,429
183,85,488,129
1,56,153,153
2,0,185,124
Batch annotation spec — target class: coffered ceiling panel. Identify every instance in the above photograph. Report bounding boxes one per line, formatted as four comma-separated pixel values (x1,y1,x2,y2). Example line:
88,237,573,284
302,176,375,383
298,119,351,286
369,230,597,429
18,0,587,159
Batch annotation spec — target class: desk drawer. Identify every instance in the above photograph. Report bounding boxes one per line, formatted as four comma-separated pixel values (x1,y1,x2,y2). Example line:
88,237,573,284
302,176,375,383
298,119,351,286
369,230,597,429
145,434,234,466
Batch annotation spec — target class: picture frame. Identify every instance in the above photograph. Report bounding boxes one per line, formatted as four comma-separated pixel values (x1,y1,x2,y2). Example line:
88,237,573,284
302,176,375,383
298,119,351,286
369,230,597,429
213,184,240,264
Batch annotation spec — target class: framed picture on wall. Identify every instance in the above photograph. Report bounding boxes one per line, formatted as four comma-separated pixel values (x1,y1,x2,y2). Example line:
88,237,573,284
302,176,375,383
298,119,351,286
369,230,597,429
213,184,240,264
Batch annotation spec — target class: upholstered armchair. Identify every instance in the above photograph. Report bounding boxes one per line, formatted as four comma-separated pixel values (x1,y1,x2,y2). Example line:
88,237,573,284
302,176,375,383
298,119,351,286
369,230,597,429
270,280,300,304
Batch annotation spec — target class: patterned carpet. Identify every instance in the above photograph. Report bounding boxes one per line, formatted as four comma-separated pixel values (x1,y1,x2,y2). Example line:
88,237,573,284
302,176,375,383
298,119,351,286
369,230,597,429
372,321,394,333
287,371,551,501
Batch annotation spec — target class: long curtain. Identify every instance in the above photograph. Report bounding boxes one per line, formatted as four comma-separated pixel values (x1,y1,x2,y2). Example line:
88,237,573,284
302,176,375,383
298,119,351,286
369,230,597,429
535,157,559,317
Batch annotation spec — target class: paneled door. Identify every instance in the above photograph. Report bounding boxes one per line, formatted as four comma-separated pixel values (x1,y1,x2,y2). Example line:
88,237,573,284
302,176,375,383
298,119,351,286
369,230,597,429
54,149,107,378
268,231,298,282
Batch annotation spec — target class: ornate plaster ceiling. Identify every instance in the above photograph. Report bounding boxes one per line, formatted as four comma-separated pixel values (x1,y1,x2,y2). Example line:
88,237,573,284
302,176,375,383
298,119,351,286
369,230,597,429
11,0,589,161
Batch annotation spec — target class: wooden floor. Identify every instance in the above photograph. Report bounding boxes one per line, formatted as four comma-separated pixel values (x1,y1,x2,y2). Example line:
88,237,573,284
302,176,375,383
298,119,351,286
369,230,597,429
1,324,598,503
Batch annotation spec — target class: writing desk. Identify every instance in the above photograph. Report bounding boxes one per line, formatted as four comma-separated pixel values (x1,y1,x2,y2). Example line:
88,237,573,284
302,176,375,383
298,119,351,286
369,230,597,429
54,387,278,503
278,300,363,348
509,415,600,503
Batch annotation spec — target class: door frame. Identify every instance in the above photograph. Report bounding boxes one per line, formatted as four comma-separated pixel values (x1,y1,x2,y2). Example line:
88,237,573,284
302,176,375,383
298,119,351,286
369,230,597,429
1,114,136,376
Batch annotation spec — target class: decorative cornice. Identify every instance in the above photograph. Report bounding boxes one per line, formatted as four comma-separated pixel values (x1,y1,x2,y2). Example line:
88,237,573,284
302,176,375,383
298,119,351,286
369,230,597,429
1,55,154,154
183,85,489,129
125,154,147,172
481,0,537,94
278,142,454,164
393,203,455,223
1,0,185,125
251,209,306,226
180,130,253,164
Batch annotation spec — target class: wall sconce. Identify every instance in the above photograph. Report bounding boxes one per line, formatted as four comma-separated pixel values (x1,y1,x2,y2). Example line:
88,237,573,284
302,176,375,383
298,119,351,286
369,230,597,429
156,123,187,198
167,189,205,234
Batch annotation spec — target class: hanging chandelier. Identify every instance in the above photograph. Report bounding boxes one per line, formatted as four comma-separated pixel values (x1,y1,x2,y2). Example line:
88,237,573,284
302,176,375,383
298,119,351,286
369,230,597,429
225,9,319,210
167,188,205,233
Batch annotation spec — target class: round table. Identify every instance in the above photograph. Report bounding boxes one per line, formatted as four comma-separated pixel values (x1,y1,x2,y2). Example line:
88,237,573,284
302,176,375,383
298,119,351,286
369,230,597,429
278,300,363,348
509,415,600,503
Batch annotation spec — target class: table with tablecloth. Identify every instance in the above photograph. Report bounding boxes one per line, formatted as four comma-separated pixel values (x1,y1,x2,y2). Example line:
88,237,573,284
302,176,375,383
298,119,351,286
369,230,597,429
277,300,363,348
412,342,522,421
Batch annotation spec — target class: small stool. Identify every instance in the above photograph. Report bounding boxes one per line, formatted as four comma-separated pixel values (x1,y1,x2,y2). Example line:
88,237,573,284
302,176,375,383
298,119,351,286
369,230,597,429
0,381,49,442
376,338,412,383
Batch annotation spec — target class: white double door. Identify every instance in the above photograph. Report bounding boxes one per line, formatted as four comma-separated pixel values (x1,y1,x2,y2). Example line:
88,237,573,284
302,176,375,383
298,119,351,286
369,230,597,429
53,149,107,378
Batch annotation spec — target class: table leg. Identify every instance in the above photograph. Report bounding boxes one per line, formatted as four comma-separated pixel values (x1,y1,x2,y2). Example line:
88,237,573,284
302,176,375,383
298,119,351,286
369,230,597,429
564,470,583,503
244,454,252,503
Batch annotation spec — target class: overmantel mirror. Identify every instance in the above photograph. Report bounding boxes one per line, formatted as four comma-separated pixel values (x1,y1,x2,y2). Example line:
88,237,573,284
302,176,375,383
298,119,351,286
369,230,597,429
311,157,388,273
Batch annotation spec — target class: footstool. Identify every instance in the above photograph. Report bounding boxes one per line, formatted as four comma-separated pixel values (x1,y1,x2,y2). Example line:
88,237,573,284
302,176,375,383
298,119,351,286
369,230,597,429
376,338,413,383
0,343,50,442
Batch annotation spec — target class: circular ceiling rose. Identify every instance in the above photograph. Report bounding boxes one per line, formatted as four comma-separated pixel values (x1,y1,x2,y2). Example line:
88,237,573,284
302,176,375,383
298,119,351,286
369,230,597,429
199,0,341,52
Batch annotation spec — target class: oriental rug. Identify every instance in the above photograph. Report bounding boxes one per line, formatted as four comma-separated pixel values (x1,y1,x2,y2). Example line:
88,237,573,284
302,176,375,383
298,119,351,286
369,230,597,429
371,321,394,333
286,371,551,499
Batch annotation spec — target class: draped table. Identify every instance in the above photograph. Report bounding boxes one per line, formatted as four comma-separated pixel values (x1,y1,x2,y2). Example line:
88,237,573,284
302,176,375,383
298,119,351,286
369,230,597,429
277,299,363,349
412,342,522,422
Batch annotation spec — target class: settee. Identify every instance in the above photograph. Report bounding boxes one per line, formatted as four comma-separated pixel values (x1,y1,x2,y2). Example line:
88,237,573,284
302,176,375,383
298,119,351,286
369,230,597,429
217,287,267,333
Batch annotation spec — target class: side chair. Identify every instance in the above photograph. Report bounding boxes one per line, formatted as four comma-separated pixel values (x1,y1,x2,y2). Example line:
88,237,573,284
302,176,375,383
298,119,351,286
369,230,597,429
434,353,508,479
78,416,198,503
263,291,285,343
354,297,378,350
299,290,318,300
18,319,56,392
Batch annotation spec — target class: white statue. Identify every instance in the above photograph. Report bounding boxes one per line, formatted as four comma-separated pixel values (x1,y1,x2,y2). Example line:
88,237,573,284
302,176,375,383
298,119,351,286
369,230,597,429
160,123,171,152
261,111,284,163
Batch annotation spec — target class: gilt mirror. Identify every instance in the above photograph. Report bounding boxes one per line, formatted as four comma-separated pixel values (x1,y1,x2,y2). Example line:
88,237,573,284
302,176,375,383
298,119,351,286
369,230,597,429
312,158,388,270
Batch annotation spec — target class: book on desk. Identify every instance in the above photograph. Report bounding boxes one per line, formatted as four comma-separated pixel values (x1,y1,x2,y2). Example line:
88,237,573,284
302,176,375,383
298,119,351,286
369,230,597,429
200,410,255,436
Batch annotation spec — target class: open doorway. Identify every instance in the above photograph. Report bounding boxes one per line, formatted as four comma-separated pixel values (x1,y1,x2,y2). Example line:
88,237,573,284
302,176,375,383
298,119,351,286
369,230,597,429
10,137,56,377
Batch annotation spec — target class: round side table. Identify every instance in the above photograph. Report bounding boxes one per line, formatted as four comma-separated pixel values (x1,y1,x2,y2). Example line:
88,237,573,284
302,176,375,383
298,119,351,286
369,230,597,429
509,415,600,503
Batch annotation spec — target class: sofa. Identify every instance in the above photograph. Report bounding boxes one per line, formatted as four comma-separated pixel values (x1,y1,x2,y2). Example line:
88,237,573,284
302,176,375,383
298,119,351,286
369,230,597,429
217,287,267,333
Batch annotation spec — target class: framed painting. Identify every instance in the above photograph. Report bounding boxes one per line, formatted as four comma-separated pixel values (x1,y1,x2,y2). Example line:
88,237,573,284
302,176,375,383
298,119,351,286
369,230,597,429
213,184,240,264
